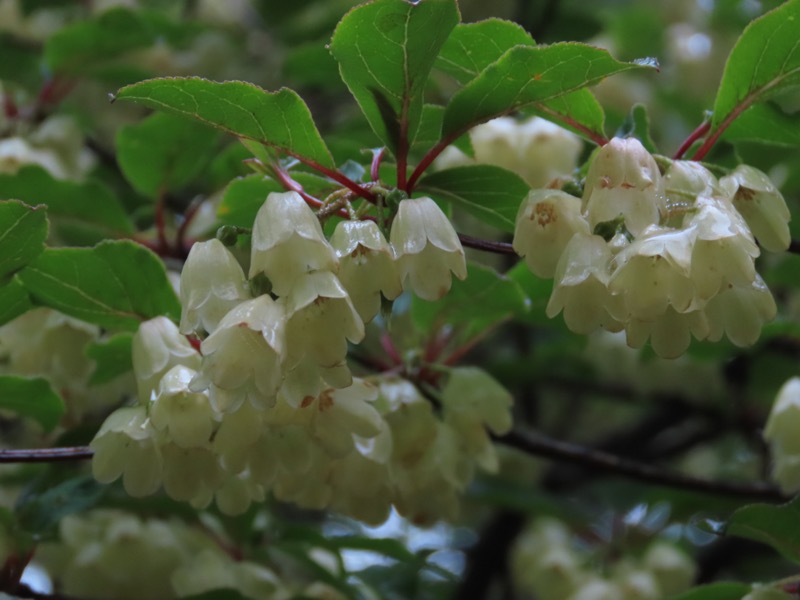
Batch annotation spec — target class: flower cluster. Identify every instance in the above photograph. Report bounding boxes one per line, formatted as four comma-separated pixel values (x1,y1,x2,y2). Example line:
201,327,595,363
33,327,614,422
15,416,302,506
90,191,504,523
511,518,696,600
36,509,344,600
513,137,789,358
435,115,583,188
436,117,583,188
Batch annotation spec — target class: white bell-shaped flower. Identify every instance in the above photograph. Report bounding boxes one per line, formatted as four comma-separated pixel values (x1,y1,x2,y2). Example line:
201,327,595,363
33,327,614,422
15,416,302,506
300,379,383,458
687,196,760,301
704,274,776,348
132,317,200,404
90,406,162,497
608,225,697,320
720,164,791,252
624,307,710,359
330,220,402,323
193,295,287,410
179,239,251,335
764,378,800,494
583,137,666,237
249,191,338,295
160,443,224,503
663,160,719,220
149,365,217,449
440,367,513,473
284,271,364,370
513,189,590,278
390,197,467,301
642,542,697,597
546,233,623,334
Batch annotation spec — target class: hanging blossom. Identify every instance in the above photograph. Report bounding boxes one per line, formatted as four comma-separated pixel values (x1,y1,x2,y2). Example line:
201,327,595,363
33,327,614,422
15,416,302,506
513,137,790,358
90,187,514,524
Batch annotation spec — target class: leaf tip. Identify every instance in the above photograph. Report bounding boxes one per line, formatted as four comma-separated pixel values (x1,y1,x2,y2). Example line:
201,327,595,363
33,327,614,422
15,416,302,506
632,56,660,72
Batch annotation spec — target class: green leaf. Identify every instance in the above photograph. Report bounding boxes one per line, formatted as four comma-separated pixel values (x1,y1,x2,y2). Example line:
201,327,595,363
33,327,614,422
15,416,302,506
180,592,250,600
416,165,530,233
218,175,290,228
722,102,800,146
16,475,106,536
329,0,460,153
411,262,529,338
114,77,335,169
436,19,535,84
527,89,608,144
711,0,800,132
44,8,197,75
726,497,800,563
442,43,656,139
0,277,32,326
0,166,133,242
0,200,48,281
116,112,222,199
0,376,64,432
664,582,753,600
436,20,607,143
18,240,181,331
86,333,134,385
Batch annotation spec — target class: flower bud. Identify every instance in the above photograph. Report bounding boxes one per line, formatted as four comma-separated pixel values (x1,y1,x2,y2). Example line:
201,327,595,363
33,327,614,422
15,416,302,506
513,189,590,278
583,137,666,237
132,317,200,404
329,220,402,323
720,164,791,252
179,239,251,335
390,197,467,301
249,191,338,295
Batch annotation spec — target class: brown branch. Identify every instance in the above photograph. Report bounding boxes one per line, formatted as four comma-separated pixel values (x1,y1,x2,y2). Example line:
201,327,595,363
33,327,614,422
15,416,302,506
458,233,516,255
497,429,786,501
0,447,93,464
789,239,800,255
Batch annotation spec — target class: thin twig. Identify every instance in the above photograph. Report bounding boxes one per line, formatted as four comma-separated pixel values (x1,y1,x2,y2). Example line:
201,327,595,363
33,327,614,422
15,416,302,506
674,120,711,160
497,429,786,501
458,233,516,255
0,447,93,464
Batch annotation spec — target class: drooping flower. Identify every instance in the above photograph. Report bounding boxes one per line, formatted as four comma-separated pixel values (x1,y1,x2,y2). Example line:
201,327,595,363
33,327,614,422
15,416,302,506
329,220,402,323
249,191,338,296
193,295,287,411
720,164,791,252
390,197,467,301
583,137,666,237
513,189,590,278
179,238,250,335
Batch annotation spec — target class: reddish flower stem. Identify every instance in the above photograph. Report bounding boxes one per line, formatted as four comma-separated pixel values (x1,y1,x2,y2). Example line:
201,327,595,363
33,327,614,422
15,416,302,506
673,120,711,160
371,147,385,182
406,136,455,193
288,152,377,203
272,165,351,219
176,196,205,250
380,332,403,366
